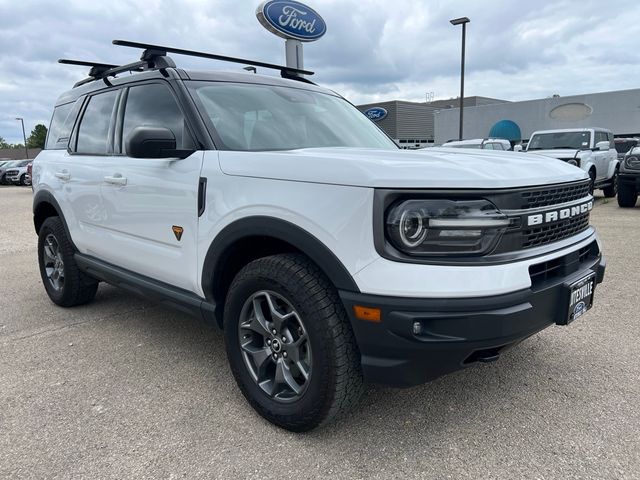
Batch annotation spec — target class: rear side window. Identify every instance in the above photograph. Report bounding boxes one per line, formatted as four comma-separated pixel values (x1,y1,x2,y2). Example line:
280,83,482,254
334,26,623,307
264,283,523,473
76,90,119,155
595,131,608,146
121,83,192,153
46,101,79,150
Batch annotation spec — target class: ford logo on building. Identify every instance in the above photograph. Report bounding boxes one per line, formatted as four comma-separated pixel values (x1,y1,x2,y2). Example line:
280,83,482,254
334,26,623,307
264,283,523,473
256,1,327,42
363,107,388,122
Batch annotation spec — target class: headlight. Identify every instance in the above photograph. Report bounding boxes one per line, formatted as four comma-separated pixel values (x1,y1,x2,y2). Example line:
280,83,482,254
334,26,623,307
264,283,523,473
625,156,640,169
567,159,579,167
386,199,510,256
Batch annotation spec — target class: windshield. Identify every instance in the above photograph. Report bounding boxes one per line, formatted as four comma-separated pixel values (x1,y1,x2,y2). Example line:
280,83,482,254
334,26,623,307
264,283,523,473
527,131,591,151
615,140,637,154
190,82,397,151
2,161,19,168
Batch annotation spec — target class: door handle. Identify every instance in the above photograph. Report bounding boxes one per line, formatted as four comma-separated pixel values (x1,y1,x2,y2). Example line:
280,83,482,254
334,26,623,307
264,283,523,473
54,170,70,181
104,175,127,186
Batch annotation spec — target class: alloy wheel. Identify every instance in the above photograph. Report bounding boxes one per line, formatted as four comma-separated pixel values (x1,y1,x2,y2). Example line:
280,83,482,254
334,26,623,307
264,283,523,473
43,233,65,291
238,291,312,402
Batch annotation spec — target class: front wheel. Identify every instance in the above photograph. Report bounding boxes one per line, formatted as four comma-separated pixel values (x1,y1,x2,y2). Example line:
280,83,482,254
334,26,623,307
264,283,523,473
38,217,99,307
617,183,638,208
224,254,363,431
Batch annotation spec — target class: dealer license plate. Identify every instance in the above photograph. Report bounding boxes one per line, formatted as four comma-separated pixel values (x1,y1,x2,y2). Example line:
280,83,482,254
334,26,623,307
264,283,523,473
565,272,596,324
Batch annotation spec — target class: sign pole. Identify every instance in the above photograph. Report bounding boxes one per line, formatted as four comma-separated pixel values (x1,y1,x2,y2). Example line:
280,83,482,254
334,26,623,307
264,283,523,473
285,39,304,72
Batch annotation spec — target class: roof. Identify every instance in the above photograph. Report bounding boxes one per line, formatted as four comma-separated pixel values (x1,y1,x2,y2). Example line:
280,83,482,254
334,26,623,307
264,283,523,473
530,127,612,134
56,68,335,106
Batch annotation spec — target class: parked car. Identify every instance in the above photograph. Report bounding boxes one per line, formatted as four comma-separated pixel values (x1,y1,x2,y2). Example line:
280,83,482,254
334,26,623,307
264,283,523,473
6,160,32,186
33,40,605,431
0,160,30,185
526,128,619,197
614,137,639,161
442,138,512,150
618,146,640,207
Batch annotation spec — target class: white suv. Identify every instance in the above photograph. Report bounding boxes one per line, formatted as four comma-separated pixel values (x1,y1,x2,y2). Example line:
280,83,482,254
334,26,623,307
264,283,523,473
33,41,606,431
526,128,619,197
442,138,512,150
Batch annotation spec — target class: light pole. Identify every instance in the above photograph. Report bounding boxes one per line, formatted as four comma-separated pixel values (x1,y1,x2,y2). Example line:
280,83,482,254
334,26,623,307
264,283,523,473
450,17,470,141
15,117,29,159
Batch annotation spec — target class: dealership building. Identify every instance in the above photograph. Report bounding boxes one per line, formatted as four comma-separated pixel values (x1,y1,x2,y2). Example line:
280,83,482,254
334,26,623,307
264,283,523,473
358,88,640,147
357,97,506,148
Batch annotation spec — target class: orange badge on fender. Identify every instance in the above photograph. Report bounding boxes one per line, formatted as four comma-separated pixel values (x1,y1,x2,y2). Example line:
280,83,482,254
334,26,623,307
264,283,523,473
172,226,184,241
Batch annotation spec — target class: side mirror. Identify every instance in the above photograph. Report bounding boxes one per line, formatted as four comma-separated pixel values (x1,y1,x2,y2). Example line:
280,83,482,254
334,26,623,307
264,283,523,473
514,145,523,152
595,141,610,151
125,126,194,159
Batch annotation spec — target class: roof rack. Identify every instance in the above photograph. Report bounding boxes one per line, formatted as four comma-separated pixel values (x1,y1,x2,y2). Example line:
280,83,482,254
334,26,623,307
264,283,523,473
61,40,315,89
59,57,161,88
112,39,314,79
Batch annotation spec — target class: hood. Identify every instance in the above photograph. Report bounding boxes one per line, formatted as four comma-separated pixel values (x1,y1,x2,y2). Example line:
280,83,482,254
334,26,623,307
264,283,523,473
219,147,587,189
524,148,582,159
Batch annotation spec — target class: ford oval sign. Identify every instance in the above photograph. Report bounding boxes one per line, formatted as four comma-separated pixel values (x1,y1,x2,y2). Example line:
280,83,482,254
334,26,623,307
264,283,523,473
364,107,388,122
256,1,327,42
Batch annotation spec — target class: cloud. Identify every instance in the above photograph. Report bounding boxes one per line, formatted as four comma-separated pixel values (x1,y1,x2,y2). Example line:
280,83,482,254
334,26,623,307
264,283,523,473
1,0,639,143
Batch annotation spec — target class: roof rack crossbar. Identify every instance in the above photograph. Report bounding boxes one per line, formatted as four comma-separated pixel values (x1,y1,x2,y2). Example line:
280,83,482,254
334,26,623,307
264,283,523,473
60,57,162,88
112,39,314,77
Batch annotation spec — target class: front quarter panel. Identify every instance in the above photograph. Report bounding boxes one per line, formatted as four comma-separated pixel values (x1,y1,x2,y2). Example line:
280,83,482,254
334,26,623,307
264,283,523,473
197,151,377,298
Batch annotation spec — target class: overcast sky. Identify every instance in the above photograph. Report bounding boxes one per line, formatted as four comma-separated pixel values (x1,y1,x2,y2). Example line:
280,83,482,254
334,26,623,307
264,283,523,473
1,0,639,143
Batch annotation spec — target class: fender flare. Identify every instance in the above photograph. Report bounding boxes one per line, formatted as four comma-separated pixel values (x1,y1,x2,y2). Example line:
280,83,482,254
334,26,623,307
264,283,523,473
32,190,78,250
606,159,620,180
201,216,360,302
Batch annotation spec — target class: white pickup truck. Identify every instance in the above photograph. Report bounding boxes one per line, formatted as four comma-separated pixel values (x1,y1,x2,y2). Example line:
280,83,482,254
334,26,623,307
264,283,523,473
526,128,619,197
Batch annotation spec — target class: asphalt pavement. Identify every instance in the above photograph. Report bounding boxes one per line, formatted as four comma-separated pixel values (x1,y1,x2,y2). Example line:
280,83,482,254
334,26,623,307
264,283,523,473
1,185,638,479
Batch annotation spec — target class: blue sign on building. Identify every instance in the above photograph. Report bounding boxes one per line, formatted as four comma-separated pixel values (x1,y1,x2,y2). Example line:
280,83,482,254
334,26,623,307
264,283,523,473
256,1,327,42
363,107,388,122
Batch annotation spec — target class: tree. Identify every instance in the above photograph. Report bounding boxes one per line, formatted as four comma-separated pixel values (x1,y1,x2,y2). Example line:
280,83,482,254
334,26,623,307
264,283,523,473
27,124,48,149
0,136,10,149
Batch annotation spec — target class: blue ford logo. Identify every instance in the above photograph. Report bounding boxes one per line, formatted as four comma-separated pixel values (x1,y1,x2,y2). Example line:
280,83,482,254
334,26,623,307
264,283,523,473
364,107,388,122
573,301,586,318
256,1,327,42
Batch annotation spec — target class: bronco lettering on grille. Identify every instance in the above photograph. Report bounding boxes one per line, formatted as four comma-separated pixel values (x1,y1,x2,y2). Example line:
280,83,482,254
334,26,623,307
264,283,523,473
527,200,593,227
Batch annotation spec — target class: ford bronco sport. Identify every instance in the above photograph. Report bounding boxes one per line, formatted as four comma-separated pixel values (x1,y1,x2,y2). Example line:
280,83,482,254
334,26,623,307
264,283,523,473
33,41,606,431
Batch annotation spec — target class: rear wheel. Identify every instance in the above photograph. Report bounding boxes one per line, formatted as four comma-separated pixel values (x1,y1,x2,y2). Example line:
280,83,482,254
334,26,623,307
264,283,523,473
38,217,99,307
588,169,596,195
617,183,638,208
602,168,618,198
224,254,363,431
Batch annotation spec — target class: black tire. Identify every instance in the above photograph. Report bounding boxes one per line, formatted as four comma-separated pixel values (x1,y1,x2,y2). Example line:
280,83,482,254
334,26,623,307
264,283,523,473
224,254,363,432
38,216,99,307
19,174,28,186
617,184,638,208
588,169,596,195
602,169,618,198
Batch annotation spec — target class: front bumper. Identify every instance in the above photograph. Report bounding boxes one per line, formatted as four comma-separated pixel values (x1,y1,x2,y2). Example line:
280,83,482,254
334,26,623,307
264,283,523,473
619,172,640,189
340,248,605,388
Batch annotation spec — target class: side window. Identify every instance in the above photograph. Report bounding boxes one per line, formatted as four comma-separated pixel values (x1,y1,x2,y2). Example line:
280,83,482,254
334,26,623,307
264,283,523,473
483,143,494,150
76,90,119,155
122,83,192,153
46,102,73,150
595,132,608,146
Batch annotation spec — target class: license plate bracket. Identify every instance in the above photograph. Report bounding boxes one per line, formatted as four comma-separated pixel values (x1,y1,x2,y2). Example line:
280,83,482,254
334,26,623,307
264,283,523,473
559,271,596,325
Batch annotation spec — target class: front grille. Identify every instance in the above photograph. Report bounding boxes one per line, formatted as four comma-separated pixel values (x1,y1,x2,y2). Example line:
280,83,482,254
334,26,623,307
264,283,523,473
6,170,18,175
523,212,590,248
520,181,590,209
529,241,599,286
